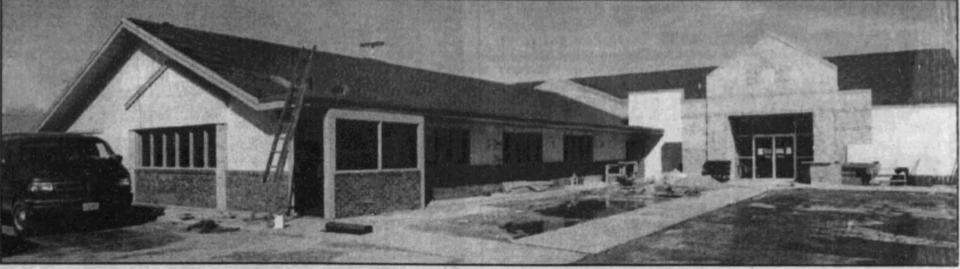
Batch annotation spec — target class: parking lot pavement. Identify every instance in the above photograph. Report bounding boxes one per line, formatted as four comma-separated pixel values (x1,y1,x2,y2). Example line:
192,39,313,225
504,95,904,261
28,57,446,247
516,185,771,253
576,188,958,265
7,184,953,264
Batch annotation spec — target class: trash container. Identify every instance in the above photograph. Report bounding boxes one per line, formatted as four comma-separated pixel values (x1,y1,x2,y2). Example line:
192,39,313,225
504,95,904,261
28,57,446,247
891,167,910,186
841,162,879,185
702,160,731,182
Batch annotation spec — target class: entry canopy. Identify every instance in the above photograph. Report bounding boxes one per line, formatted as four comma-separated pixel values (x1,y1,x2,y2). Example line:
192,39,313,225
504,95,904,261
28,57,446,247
729,113,813,136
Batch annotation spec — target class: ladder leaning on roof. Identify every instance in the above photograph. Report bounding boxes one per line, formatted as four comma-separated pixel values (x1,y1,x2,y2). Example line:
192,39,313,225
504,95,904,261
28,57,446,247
261,46,317,184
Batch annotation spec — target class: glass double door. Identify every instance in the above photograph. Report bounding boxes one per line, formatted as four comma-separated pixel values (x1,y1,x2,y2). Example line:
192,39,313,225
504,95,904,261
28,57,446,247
753,135,795,179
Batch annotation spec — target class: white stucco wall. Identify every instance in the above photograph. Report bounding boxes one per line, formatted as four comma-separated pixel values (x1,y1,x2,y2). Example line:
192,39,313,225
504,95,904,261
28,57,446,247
68,50,161,169
67,48,283,173
628,89,683,176
542,129,564,163
534,79,628,117
708,35,837,98
847,104,957,175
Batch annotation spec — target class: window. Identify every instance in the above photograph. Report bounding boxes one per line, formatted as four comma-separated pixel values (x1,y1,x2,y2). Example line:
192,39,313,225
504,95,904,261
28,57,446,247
178,132,190,167
151,131,163,167
382,123,417,169
336,120,378,170
19,138,114,162
164,131,175,167
138,125,216,168
563,135,593,163
661,142,682,172
191,129,206,167
336,119,419,171
503,132,542,164
140,135,151,166
427,128,470,165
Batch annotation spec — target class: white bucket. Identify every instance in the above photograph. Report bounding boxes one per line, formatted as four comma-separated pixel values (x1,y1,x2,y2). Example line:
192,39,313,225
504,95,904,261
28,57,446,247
273,214,284,229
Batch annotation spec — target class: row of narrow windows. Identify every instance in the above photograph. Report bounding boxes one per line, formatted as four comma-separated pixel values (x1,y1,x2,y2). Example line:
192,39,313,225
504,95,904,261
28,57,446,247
335,119,599,171
423,126,595,167
133,121,598,171
137,125,217,168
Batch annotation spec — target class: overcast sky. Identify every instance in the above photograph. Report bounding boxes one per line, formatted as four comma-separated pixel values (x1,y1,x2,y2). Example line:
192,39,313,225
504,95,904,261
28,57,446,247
2,0,956,112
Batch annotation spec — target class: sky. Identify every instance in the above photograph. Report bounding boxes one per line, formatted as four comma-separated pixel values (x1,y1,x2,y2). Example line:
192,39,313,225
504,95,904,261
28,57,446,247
2,0,956,113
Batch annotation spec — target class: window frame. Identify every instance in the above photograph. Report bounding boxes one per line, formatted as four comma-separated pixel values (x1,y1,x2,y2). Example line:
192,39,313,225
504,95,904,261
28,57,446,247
327,110,424,174
502,132,543,164
562,134,594,163
136,124,217,170
426,127,471,165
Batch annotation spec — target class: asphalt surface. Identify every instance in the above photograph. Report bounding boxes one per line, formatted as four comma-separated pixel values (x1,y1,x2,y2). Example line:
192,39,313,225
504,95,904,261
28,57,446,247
576,188,958,265
1,205,171,260
3,188,956,264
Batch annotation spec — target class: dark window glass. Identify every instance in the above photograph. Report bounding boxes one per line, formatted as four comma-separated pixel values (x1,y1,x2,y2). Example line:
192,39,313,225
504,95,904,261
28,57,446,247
733,135,753,157
563,135,593,163
151,132,163,167
336,119,379,170
738,157,753,178
796,134,813,157
428,128,469,165
164,132,176,167
178,132,190,167
141,133,151,166
206,127,216,168
382,123,418,169
18,138,113,161
192,129,205,167
661,142,683,172
137,125,216,168
503,132,542,164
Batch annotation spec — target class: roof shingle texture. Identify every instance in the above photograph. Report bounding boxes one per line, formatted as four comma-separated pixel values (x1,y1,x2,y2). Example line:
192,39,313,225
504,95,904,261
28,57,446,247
129,19,630,128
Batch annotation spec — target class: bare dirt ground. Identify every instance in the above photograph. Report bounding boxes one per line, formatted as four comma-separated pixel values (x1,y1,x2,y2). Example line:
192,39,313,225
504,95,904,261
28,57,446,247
576,188,958,265
0,206,448,263
412,185,711,241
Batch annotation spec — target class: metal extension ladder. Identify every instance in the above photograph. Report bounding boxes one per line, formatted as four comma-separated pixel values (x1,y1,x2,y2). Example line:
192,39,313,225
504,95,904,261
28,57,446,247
261,46,317,184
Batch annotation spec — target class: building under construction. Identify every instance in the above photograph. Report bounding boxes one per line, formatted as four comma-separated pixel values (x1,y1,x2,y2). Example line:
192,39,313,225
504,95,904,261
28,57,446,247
39,19,957,218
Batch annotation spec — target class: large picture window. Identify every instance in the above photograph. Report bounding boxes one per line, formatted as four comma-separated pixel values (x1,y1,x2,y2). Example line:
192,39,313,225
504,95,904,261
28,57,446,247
563,135,593,163
336,119,418,171
426,128,470,165
503,132,542,164
138,125,216,168
336,120,378,170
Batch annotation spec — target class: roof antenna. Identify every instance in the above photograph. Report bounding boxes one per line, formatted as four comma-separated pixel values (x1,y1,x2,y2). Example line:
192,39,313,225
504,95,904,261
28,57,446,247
359,41,385,59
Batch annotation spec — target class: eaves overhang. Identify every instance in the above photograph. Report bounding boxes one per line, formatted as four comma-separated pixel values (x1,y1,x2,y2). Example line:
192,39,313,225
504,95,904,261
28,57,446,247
38,19,283,131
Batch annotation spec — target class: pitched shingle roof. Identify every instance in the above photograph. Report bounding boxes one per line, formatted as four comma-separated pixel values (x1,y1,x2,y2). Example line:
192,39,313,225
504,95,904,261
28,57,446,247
519,49,957,106
128,18,637,129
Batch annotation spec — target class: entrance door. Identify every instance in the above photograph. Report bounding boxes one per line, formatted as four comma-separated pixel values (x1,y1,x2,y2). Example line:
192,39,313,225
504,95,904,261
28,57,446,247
754,137,773,178
752,135,796,179
774,136,795,178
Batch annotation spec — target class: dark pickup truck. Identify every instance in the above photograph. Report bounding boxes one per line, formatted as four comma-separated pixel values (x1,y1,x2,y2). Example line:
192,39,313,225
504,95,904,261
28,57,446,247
1,133,132,236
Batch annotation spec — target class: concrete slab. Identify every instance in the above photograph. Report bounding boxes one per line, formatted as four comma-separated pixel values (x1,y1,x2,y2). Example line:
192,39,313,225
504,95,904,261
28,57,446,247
331,249,455,263
358,226,586,264
796,183,957,193
514,185,774,253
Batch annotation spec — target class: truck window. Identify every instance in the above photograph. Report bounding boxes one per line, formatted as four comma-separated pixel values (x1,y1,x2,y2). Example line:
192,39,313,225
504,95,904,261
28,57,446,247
21,139,114,161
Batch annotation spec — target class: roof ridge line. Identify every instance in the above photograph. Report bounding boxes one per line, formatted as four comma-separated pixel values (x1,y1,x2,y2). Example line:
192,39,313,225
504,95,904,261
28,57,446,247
120,17,267,109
